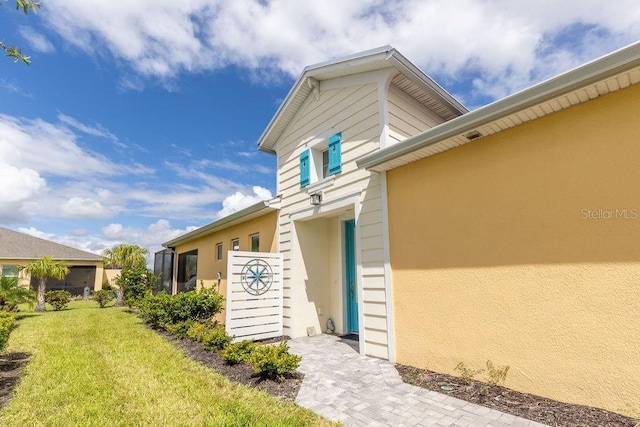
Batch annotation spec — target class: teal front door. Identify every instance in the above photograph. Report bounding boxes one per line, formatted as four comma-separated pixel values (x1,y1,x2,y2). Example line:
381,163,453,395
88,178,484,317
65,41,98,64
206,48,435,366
344,219,358,334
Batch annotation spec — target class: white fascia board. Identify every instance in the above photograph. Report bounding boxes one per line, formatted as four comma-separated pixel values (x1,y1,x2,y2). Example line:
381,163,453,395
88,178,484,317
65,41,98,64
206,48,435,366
357,41,640,171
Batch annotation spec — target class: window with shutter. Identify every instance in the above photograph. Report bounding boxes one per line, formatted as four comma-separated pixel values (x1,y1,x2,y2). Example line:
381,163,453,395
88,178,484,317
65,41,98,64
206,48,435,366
328,132,342,175
300,149,310,188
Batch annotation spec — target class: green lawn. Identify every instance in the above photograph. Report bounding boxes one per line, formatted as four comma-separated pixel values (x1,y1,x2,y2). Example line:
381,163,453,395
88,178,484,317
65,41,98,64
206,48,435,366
0,301,334,426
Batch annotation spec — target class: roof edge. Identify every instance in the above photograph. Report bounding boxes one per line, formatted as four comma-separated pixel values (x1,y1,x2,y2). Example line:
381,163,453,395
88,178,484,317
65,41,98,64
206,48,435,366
357,41,640,170
162,201,276,248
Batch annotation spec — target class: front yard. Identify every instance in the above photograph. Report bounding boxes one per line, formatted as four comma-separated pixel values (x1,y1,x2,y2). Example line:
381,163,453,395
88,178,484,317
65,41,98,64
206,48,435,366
0,301,333,426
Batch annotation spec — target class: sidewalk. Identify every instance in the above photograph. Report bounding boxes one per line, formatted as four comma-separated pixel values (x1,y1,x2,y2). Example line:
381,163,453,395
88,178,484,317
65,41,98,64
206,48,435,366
288,335,547,427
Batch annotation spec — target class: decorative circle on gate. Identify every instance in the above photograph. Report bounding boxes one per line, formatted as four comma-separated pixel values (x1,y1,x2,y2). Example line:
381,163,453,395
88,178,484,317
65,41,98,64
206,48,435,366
240,259,274,296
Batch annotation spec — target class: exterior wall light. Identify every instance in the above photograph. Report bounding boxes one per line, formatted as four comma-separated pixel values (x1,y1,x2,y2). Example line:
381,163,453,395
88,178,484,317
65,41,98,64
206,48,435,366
310,192,322,205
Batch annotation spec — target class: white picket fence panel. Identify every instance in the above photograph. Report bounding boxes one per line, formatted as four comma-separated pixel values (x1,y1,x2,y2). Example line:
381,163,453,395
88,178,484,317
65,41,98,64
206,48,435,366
225,251,283,342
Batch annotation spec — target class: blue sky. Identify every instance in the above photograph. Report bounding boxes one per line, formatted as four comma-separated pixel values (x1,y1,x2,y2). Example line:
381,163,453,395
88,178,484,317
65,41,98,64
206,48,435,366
1,0,639,257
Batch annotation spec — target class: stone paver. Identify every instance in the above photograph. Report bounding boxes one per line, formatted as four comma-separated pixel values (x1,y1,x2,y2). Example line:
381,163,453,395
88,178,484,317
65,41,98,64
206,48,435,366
288,335,548,427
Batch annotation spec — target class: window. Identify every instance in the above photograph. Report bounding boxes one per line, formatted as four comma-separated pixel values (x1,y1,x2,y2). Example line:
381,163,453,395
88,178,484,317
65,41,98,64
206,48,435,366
1,265,18,278
250,234,260,252
176,250,197,293
216,243,223,261
300,132,342,188
231,238,240,251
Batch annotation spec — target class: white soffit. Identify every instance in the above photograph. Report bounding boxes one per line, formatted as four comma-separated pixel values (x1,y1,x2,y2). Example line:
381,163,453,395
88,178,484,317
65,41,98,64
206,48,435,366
357,41,640,172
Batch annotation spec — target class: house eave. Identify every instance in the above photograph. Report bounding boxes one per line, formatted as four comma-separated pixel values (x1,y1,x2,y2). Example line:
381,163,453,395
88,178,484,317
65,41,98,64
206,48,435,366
257,45,467,153
357,41,640,172
162,201,278,248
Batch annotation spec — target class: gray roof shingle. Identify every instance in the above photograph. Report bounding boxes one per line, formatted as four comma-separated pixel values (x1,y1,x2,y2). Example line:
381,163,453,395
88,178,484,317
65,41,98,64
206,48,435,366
0,227,102,262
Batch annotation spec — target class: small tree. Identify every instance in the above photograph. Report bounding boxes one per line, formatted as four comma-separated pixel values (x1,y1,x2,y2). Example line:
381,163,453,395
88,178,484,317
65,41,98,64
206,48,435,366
22,256,69,312
0,274,36,311
102,244,149,307
116,265,158,307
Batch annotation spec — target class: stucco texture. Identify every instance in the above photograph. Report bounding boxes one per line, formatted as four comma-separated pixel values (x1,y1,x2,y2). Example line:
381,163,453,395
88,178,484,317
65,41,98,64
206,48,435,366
387,83,640,414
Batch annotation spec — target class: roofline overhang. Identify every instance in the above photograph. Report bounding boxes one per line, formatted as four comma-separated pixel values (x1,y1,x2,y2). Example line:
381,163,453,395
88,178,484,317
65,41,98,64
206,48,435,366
162,200,277,248
257,45,468,154
1,256,103,262
357,41,640,171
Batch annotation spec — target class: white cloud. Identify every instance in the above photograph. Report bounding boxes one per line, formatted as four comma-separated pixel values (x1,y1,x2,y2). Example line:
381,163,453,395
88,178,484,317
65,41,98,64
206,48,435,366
57,113,118,142
60,196,116,219
101,219,199,256
18,26,56,53
0,162,46,202
41,0,640,102
217,186,273,218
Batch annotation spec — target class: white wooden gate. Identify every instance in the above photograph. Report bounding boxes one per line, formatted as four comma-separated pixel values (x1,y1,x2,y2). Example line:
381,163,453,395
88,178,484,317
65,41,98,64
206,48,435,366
225,251,283,341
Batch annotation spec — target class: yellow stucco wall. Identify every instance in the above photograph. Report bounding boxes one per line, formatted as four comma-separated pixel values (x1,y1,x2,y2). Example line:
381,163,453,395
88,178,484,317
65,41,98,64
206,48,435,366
387,83,640,414
173,211,277,320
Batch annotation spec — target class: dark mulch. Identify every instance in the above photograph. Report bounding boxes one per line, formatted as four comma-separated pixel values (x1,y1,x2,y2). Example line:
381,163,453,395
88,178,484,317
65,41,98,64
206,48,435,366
0,352,30,409
396,364,639,427
157,330,303,402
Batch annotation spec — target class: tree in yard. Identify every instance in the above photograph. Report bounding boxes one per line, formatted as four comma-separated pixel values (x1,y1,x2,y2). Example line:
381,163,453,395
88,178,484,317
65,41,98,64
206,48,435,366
22,256,69,312
1,0,42,64
102,244,149,306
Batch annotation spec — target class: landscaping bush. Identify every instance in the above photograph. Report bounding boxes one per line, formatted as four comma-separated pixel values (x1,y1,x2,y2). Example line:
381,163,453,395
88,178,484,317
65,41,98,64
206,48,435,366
221,339,256,365
44,290,71,311
186,321,209,343
249,342,301,381
137,292,173,328
138,288,224,329
117,266,159,308
0,312,16,353
201,324,233,351
92,289,114,308
185,322,232,350
164,320,195,339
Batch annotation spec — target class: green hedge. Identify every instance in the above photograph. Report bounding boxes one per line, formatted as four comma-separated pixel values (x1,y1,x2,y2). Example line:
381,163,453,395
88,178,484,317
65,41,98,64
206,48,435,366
0,312,16,353
138,288,224,329
249,342,301,381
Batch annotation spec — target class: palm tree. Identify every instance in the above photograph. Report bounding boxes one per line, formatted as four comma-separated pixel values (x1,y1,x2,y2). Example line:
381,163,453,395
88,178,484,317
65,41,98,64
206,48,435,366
23,256,70,312
102,244,149,306
0,275,37,311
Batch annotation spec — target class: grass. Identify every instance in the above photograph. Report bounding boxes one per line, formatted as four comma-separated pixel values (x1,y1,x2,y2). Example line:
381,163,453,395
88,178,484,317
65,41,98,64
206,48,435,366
0,301,335,426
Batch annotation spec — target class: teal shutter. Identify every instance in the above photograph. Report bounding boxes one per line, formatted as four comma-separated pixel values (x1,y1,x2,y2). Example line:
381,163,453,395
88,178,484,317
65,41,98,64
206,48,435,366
328,132,342,175
300,149,310,187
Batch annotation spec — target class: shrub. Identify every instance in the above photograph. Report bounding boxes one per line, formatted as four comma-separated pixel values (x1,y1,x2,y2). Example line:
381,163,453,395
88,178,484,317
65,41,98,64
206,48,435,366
117,266,159,308
185,322,232,350
164,320,195,339
221,340,256,365
45,290,71,311
137,288,224,329
201,325,232,351
249,342,301,381
0,312,16,353
480,360,510,395
186,321,209,343
93,289,114,308
137,292,173,328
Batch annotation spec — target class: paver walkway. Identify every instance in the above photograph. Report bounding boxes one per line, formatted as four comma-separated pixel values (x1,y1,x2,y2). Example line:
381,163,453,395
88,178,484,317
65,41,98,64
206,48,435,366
288,334,548,427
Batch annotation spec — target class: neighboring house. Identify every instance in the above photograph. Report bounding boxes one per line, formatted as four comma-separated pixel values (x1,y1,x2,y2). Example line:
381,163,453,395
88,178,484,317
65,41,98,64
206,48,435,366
158,202,278,315
0,227,104,295
161,43,640,413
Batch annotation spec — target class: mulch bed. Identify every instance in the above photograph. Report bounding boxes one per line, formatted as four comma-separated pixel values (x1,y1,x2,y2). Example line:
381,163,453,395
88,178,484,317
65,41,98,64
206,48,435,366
157,330,303,402
0,352,30,409
396,364,638,427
